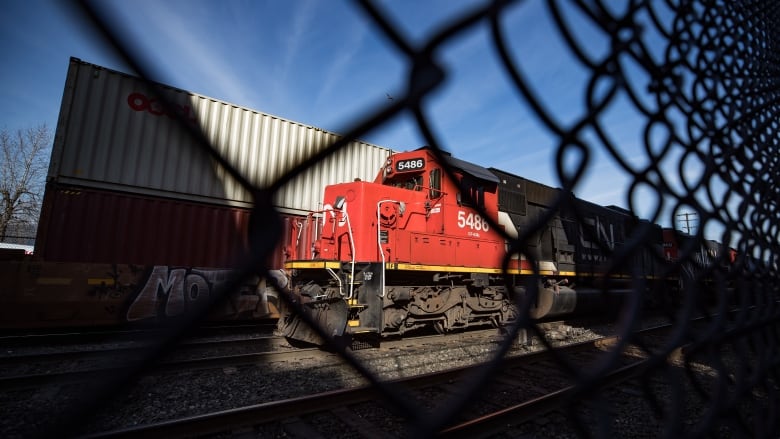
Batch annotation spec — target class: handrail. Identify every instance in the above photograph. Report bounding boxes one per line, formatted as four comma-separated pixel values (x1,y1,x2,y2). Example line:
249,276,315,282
377,199,403,298
341,204,356,300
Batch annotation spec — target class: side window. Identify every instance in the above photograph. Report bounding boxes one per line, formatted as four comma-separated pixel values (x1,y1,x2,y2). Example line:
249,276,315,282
474,185,485,208
429,168,441,199
459,175,485,209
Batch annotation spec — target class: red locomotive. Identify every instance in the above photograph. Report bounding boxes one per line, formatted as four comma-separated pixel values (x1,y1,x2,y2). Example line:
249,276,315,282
278,146,669,345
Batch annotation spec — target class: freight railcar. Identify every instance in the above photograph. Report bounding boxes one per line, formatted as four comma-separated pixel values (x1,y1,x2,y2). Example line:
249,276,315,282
661,228,738,308
277,146,672,345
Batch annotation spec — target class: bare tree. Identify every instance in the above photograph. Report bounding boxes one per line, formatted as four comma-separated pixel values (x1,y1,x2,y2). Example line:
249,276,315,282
0,124,51,243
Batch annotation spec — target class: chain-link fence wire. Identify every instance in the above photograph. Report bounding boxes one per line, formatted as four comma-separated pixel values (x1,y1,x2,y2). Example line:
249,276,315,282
45,0,780,437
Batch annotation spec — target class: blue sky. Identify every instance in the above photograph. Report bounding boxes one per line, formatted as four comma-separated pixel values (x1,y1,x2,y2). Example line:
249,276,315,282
1,0,727,239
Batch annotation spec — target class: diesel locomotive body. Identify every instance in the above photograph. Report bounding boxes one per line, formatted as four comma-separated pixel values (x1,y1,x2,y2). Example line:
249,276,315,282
278,147,667,345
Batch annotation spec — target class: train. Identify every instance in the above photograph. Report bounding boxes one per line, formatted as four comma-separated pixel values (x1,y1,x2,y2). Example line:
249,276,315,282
0,145,734,334
276,146,737,346
0,58,736,334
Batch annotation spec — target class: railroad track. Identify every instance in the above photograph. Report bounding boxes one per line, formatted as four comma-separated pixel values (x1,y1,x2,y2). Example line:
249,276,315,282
0,335,282,365
0,323,289,391
0,346,327,392
78,323,686,438
0,321,279,349
0,325,514,392
2,309,766,437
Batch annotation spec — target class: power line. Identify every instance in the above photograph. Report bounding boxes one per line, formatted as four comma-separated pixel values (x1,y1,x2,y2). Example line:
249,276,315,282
677,212,699,235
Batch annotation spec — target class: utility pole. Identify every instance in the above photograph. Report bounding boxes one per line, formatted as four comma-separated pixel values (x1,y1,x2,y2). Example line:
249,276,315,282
677,212,698,235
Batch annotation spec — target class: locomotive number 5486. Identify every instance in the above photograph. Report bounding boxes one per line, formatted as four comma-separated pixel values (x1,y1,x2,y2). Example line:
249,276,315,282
457,211,489,232
395,158,425,172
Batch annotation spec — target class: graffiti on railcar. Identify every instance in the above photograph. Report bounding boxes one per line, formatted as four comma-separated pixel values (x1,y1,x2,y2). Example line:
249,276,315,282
0,261,281,329
126,266,279,322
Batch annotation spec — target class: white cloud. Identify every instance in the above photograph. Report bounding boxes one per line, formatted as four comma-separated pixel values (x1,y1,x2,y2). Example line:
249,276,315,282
313,24,369,108
278,0,318,81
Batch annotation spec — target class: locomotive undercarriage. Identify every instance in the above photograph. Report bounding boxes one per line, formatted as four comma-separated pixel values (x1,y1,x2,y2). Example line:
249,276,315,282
381,284,518,336
277,263,528,346
277,262,644,347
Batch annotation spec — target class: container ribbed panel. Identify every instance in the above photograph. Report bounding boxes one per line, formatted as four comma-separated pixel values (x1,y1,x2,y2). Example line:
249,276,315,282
51,58,393,213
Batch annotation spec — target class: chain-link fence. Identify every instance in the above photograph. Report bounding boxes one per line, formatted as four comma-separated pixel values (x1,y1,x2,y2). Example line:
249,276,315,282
53,0,780,437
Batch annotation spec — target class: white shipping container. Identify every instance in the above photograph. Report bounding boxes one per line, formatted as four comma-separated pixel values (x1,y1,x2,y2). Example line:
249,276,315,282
49,57,393,213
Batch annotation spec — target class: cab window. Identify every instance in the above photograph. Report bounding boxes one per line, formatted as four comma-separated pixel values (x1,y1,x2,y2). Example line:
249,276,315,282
458,175,485,208
429,168,442,199
388,174,423,190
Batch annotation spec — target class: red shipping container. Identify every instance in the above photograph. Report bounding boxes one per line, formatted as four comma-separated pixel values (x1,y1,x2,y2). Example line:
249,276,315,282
35,183,296,269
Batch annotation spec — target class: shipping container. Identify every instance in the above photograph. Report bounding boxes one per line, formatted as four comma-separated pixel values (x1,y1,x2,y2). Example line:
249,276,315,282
35,183,302,268
35,57,394,268
49,57,392,213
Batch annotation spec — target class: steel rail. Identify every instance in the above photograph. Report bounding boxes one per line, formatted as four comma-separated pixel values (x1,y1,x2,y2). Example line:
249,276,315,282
0,334,284,367
0,322,278,348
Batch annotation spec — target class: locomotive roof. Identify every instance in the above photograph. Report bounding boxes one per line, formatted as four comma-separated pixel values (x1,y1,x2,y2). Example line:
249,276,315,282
443,155,500,183
413,146,499,183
